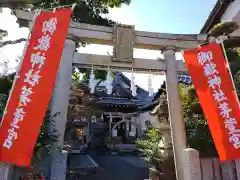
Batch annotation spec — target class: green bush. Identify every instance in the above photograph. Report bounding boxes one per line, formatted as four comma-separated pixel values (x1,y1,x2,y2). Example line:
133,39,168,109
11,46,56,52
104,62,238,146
32,110,60,166
208,21,239,37
136,128,162,163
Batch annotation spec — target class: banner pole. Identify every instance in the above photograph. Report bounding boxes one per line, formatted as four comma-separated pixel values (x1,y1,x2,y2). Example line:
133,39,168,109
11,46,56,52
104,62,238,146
0,9,41,127
220,40,240,105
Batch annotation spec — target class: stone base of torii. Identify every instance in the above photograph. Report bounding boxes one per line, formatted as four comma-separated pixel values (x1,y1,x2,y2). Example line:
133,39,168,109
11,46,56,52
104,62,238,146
0,9,207,180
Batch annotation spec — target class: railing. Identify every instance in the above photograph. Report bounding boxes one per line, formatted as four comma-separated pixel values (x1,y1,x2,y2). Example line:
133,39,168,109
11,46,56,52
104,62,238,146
200,157,240,180
149,154,240,180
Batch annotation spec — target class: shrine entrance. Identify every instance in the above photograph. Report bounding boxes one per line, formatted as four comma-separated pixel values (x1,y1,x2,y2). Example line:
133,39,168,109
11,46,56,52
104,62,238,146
15,10,206,180
112,119,141,141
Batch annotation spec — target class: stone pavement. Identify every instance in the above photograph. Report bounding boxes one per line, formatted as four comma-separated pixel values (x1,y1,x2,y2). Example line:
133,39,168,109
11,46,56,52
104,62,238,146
119,156,150,168
68,154,149,180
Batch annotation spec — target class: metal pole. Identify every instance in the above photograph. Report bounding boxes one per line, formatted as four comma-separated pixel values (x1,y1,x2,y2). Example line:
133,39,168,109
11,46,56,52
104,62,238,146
209,35,240,104
220,41,240,104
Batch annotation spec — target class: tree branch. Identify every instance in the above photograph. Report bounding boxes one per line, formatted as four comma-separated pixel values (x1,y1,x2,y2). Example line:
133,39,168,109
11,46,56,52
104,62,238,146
0,38,26,48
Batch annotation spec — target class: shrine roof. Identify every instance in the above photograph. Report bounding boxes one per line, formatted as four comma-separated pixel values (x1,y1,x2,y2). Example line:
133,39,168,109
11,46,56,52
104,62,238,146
79,72,151,102
95,97,149,106
77,72,191,109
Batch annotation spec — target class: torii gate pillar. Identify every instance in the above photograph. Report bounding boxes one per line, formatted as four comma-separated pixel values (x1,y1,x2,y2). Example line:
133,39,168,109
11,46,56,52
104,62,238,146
48,37,76,180
50,36,76,148
163,45,187,180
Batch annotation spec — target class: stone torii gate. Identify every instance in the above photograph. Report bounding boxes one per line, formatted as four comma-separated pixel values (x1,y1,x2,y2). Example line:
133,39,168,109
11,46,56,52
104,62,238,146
15,10,206,180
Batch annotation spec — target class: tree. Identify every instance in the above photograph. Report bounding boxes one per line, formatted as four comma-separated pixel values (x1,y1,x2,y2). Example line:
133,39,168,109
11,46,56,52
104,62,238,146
208,21,239,37
0,37,27,48
136,128,162,164
0,29,17,116
0,29,8,39
208,21,240,100
136,84,218,169
0,0,40,7
32,110,60,164
180,85,217,156
0,0,133,166
31,0,131,26
139,84,217,159
0,0,132,80
0,25,26,47
0,73,14,117
173,21,240,157
173,22,240,156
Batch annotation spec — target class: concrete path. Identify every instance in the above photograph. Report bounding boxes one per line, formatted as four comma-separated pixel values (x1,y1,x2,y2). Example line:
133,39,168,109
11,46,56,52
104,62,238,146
77,154,149,180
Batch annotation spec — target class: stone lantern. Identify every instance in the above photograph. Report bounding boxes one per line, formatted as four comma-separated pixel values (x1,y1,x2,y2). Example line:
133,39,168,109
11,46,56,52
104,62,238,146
149,94,176,180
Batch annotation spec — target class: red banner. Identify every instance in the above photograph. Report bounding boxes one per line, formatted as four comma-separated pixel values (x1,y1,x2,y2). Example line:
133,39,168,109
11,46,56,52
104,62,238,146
0,8,72,166
184,44,240,161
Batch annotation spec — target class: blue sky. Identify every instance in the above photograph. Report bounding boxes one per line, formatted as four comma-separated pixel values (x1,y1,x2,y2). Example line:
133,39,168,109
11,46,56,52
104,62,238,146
0,0,217,91
109,0,217,33
107,0,217,90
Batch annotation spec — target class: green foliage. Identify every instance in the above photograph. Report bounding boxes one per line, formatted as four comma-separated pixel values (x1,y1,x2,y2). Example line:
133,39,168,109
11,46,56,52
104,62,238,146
72,66,108,85
14,0,133,81
0,74,14,95
225,40,240,100
180,85,217,156
32,110,60,165
224,38,240,62
0,29,8,40
72,66,81,88
136,128,162,163
32,0,131,80
78,67,107,81
207,21,240,82
19,0,131,27
138,84,218,161
223,38,240,101
0,94,7,115
208,21,239,37
0,74,14,116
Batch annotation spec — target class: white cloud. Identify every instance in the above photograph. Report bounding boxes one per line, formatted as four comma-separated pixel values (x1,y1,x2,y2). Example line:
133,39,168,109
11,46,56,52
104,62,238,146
0,8,28,72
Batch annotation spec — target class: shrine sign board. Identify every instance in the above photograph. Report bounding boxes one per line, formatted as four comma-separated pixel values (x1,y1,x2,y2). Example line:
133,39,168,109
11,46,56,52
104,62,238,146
112,24,134,63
